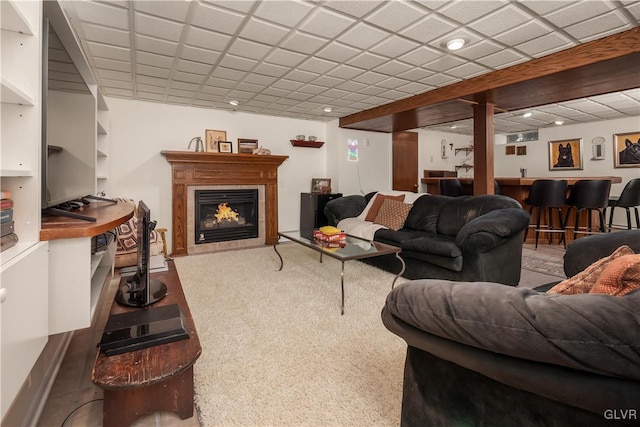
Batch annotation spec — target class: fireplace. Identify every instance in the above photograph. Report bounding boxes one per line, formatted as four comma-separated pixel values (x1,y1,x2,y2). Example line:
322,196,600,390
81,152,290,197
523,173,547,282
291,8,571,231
195,189,258,244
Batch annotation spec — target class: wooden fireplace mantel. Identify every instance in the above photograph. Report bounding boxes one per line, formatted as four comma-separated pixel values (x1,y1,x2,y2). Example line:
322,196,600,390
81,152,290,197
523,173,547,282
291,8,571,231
161,151,288,256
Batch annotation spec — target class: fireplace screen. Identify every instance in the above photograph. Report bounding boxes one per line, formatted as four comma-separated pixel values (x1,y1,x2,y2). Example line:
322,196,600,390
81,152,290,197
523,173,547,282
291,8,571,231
195,189,258,244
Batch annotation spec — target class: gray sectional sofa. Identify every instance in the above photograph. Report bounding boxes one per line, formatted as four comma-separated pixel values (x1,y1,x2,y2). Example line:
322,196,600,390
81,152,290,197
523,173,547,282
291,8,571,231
324,192,530,285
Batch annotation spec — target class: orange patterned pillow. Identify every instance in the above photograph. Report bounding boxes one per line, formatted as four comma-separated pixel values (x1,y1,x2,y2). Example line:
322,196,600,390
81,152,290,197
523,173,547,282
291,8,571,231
548,245,635,295
374,199,412,231
364,194,405,222
590,254,640,296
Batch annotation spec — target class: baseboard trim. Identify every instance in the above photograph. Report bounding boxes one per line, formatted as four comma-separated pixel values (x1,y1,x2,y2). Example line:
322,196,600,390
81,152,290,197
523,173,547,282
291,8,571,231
2,331,74,427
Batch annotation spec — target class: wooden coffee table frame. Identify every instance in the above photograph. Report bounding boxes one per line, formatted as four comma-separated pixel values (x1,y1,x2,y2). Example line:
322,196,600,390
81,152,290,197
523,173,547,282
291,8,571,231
274,231,405,315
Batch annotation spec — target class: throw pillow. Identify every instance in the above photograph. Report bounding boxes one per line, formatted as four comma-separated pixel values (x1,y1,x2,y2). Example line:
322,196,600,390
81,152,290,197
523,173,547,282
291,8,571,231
374,199,412,231
364,194,406,222
547,245,635,295
590,254,640,296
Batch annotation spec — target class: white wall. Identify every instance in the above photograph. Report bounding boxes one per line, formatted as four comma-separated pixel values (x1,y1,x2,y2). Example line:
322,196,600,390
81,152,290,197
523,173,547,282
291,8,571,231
416,129,473,191
105,98,327,250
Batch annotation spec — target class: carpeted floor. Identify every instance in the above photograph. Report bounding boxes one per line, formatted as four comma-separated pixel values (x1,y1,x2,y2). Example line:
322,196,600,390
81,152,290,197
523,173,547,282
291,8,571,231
174,244,406,427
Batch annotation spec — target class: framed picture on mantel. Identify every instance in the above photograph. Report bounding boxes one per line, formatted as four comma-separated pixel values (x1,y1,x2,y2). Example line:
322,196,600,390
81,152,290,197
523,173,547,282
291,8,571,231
205,129,226,152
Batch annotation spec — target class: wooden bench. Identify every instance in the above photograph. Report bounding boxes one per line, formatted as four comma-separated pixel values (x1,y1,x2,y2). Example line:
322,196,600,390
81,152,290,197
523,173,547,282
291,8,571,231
92,260,201,427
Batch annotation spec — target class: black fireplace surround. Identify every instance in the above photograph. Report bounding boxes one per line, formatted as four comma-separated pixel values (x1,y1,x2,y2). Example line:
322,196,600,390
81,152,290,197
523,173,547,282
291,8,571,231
195,189,258,244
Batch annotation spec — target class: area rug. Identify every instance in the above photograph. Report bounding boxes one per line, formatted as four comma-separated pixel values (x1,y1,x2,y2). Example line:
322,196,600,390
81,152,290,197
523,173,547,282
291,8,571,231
521,255,565,278
174,244,406,426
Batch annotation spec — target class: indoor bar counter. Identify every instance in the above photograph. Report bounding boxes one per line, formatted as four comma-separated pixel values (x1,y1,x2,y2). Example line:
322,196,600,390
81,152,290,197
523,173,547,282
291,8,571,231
422,176,623,243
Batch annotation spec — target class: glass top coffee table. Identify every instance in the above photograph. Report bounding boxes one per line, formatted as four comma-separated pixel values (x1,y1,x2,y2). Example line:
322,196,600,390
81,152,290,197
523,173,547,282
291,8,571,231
273,230,405,315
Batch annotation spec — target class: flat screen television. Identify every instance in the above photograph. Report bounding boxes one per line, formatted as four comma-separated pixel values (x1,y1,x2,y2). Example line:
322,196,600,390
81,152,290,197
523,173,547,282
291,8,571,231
116,200,168,307
41,18,97,220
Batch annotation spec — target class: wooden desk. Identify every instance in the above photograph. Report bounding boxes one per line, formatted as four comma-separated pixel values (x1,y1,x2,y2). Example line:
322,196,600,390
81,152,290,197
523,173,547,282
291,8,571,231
92,260,202,427
421,176,623,243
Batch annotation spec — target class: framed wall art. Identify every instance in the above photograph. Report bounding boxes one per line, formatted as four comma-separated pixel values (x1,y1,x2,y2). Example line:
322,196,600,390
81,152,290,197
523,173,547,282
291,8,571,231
549,138,583,170
613,131,640,168
505,145,515,155
238,138,258,154
218,141,233,153
311,178,331,193
205,129,226,152
516,146,527,155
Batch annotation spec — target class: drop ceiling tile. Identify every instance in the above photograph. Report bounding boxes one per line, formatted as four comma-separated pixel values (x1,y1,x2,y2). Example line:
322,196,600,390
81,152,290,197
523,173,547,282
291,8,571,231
337,22,388,49
298,84,327,95
218,54,258,72
190,2,245,35
376,76,412,90
272,79,305,91
298,57,339,74
373,60,414,77
315,42,361,63
419,73,459,87
173,71,207,85
564,13,630,41
357,85,387,96
184,26,232,51
137,83,166,94
225,89,256,101
98,78,132,90
346,52,389,70
135,12,184,42
170,80,199,92
321,88,351,99
396,81,431,95
284,69,320,83
136,63,171,79
300,8,356,39
181,45,221,65
253,93,280,103
194,92,224,102
312,75,344,88
324,1,384,18
493,21,552,46
627,2,640,19
201,85,229,96
423,55,466,73
252,62,290,78
253,1,313,27
471,5,533,37
370,36,421,58
68,1,129,30
205,76,236,89
475,49,524,69
446,62,488,79
453,39,506,61
235,81,266,93
244,73,278,86
245,99,272,109
439,1,508,23
95,67,131,81
398,68,435,82
265,48,307,67
227,38,272,61
134,1,190,22
400,15,458,43
176,59,211,76
136,90,164,101
136,74,171,87
352,71,387,85
80,23,130,48
280,31,329,54
104,87,135,97
398,46,443,67
366,1,425,32
515,32,573,57
165,95,192,105
135,34,178,56
341,92,369,102
517,1,570,16
337,81,369,94
136,51,174,69
327,64,363,80
544,1,612,27
379,89,411,100
239,18,290,45
92,57,131,73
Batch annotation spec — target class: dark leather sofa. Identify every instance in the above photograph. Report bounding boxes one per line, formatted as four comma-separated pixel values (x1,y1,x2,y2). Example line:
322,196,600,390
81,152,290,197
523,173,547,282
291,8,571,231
324,192,530,285
382,230,640,426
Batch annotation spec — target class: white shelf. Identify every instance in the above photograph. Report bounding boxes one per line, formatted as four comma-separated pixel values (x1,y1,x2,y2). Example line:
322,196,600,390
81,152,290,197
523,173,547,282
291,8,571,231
0,168,34,177
1,77,35,106
0,240,40,267
90,265,111,320
1,0,34,35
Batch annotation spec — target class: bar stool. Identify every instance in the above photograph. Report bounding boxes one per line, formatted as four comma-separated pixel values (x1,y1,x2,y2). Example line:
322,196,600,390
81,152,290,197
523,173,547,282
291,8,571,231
563,179,611,239
606,178,640,230
524,179,568,248
439,179,464,197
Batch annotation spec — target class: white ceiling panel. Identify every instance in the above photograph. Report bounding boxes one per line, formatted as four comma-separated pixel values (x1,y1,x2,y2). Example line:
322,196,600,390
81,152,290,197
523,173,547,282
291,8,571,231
58,0,639,134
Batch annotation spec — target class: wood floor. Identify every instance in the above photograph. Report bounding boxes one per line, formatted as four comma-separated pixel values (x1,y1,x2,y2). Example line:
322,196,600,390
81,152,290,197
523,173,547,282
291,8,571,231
35,243,564,427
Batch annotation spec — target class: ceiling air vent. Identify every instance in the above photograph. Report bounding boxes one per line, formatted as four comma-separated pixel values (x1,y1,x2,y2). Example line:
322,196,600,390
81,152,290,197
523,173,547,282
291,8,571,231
507,130,538,143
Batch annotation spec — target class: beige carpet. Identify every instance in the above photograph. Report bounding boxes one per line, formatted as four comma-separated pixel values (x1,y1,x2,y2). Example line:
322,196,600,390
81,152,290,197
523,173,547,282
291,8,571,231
174,244,406,426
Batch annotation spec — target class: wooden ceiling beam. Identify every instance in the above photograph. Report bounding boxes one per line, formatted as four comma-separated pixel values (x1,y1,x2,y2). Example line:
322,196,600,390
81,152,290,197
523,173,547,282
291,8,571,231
339,27,640,133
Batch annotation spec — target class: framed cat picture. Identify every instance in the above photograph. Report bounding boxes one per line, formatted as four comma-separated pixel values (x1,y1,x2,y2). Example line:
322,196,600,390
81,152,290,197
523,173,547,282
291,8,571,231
613,131,640,168
548,138,583,171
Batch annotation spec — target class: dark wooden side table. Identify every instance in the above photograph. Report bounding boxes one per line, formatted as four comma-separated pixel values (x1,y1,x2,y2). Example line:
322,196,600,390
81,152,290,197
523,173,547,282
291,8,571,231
92,260,202,427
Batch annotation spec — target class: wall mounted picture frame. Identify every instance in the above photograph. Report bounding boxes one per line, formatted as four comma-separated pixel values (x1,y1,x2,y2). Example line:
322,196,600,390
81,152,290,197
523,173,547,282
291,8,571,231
238,138,258,154
613,131,640,168
205,129,226,152
549,138,583,170
218,141,233,153
591,136,606,160
516,146,527,155
505,145,515,155
311,178,331,193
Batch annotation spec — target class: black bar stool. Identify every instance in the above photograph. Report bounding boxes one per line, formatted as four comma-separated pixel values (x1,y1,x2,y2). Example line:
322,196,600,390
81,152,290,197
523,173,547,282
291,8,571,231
439,179,464,197
606,178,640,230
564,179,611,239
524,179,568,248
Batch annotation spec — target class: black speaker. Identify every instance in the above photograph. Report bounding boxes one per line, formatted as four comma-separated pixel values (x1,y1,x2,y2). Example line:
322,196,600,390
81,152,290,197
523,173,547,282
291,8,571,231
299,192,342,238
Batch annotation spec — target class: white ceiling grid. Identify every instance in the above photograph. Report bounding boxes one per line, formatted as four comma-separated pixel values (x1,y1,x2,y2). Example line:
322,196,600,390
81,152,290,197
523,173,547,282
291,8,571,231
58,0,640,134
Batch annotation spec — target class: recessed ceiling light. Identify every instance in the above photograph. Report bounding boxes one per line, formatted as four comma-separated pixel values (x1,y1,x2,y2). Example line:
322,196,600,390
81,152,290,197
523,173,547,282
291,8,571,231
229,99,239,106
323,106,332,113
554,120,564,125
446,38,466,51
522,112,532,118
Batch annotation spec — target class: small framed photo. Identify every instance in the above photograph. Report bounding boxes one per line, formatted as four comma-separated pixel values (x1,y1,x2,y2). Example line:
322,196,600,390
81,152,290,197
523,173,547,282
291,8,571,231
516,146,527,155
549,138,583,170
311,178,331,193
238,138,259,154
613,131,640,168
218,141,233,153
505,145,515,155
205,129,226,152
